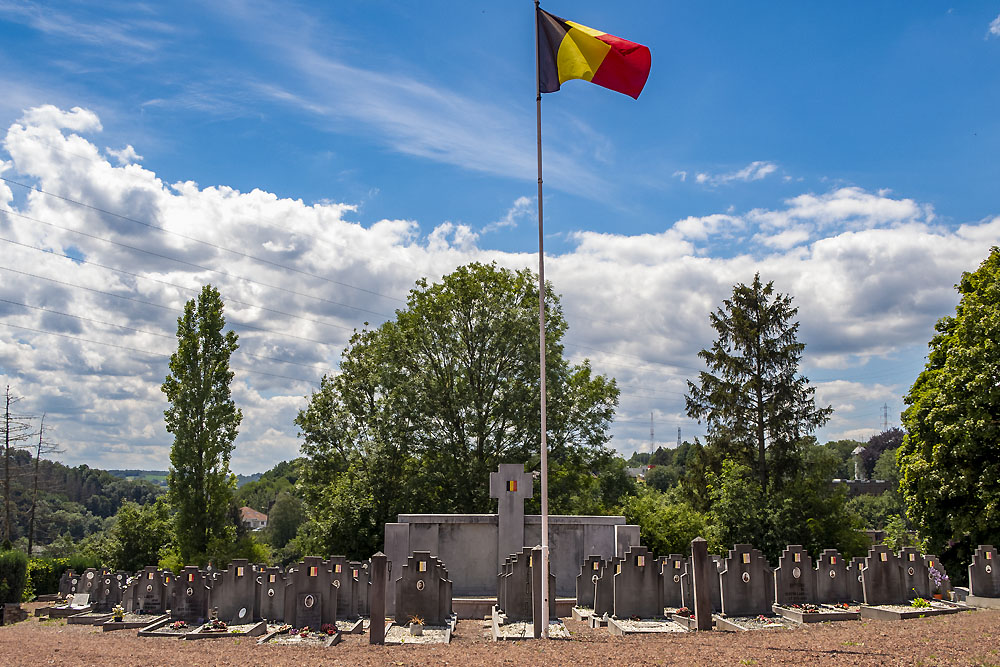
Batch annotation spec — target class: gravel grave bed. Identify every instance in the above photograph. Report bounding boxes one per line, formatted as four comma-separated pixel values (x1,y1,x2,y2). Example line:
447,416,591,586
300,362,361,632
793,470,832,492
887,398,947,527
493,620,571,640
611,618,688,633
384,624,450,644
718,614,798,630
5,602,1000,665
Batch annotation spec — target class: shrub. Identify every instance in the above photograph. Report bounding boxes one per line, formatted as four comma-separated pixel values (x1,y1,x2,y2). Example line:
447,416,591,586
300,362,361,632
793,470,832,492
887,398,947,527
0,549,29,604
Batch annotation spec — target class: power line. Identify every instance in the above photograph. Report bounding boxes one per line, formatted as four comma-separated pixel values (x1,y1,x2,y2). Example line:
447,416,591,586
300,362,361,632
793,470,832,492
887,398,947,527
0,265,341,347
0,322,320,384
0,176,405,304
0,298,338,374
0,207,394,320
0,235,362,334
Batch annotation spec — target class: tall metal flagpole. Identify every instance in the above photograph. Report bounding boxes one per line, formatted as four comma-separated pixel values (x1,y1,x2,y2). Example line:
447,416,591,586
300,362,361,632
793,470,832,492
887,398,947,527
533,0,550,640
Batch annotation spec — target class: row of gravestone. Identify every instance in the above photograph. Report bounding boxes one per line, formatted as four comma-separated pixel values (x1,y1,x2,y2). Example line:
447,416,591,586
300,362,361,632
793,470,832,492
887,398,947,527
60,552,454,628
57,568,128,612
565,543,971,619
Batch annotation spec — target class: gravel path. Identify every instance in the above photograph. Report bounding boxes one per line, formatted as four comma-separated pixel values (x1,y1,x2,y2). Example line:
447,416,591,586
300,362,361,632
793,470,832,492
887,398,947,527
4,602,999,665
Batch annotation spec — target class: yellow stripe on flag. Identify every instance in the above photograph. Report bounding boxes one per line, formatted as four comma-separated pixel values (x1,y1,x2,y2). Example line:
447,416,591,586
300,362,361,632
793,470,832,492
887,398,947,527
556,26,611,85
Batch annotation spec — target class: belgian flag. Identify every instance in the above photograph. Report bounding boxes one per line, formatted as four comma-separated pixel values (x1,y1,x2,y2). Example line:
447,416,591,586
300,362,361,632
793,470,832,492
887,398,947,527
537,8,651,100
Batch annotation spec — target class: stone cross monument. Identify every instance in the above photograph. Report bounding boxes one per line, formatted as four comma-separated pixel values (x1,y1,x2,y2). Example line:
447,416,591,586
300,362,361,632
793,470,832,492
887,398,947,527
490,463,533,572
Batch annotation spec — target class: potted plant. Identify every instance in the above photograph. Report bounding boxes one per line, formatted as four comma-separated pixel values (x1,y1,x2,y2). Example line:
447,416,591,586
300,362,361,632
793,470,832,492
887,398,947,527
408,615,424,636
111,604,124,622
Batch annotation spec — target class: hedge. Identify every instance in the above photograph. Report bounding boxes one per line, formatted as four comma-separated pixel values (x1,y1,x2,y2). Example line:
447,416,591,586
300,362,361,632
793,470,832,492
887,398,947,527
0,549,28,604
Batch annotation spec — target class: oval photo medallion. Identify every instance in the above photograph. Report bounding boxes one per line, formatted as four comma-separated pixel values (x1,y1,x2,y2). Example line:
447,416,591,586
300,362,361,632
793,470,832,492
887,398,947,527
87,572,94,580
987,565,993,575
792,567,801,579
591,574,599,585
416,579,425,591
268,588,274,598
673,574,680,583
333,579,341,589
741,572,751,583
304,594,315,608
238,608,246,619
908,567,915,576
146,584,153,593
829,570,837,579
186,587,193,597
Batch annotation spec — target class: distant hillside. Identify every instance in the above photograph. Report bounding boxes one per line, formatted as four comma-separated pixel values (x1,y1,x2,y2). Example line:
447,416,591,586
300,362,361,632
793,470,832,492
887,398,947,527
107,469,263,488
4,451,164,550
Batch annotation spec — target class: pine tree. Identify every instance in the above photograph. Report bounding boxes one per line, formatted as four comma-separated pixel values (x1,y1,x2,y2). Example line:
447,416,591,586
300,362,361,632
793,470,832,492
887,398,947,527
162,285,242,564
685,274,831,493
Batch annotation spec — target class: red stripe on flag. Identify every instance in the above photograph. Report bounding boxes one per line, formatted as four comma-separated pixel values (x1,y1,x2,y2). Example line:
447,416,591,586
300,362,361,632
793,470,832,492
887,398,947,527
591,33,651,99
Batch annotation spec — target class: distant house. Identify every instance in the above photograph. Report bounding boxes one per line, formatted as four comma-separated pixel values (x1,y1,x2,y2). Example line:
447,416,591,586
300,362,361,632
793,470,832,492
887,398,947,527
626,466,649,482
239,506,268,531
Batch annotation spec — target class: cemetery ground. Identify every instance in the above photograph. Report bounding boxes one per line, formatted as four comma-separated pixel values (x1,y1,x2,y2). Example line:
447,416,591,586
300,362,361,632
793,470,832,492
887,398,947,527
2,602,999,666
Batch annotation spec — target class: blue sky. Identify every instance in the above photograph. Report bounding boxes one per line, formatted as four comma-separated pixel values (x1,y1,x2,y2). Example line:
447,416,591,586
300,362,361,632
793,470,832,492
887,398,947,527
1,1,998,473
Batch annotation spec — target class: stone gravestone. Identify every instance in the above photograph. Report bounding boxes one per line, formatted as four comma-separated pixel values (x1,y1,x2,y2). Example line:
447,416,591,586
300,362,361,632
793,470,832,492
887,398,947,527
862,545,904,605
171,566,211,623
496,554,514,612
283,557,337,629
350,561,370,618
592,556,621,618
394,551,452,626
328,556,355,619
93,570,125,612
210,559,257,624
576,556,605,609
899,547,930,599
613,545,663,619
76,568,100,598
58,570,75,598
719,544,775,617
258,567,287,621
499,548,533,621
134,567,168,613
814,549,850,604
847,556,865,602
774,545,815,606
489,464,533,573
969,545,1000,597
660,554,685,609
923,555,951,596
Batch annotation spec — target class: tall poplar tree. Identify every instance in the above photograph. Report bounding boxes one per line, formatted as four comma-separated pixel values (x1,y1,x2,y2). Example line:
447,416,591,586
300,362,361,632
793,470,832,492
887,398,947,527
686,274,831,492
162,285,242,564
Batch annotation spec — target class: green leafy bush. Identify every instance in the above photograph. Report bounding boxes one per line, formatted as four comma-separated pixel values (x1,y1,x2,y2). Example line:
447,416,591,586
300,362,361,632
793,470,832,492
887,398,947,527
0,549,29,604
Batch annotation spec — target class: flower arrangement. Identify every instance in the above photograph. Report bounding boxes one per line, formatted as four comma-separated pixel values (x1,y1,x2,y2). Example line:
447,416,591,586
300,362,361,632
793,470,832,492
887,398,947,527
171,620,188,630
204,618,228,631
111,604,125,621
674,607,693,617
276,624,291,634
299,626,310,638
910,597,931,608
408,615,424,626
755,615,769,623
408,615,424,636
320,623,337,636
832,602,851,610
929,566,949,594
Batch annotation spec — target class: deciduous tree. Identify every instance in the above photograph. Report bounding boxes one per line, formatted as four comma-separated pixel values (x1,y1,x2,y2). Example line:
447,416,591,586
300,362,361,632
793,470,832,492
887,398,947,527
162,285,242,565
295,262,620,557
899,247,1000,556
